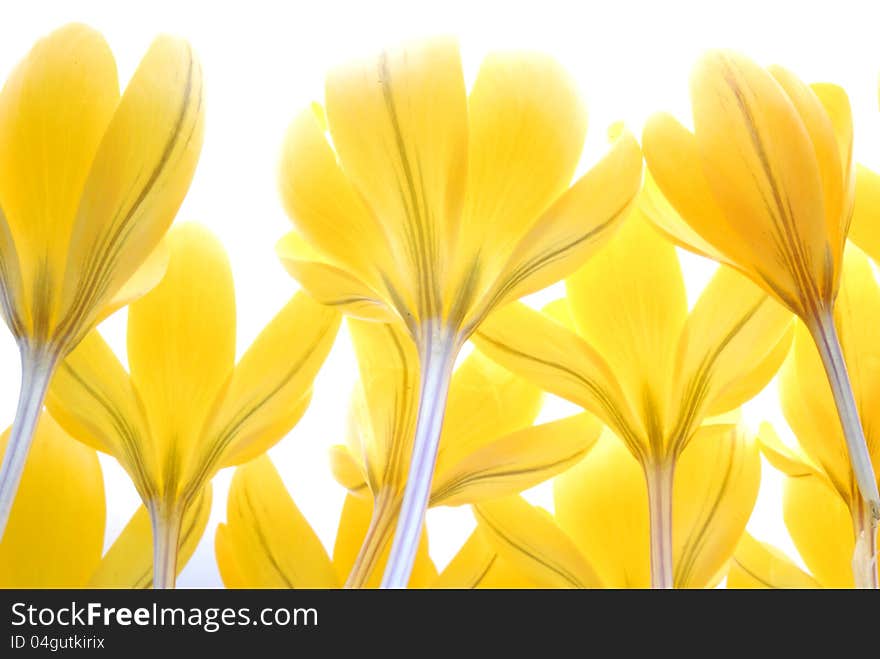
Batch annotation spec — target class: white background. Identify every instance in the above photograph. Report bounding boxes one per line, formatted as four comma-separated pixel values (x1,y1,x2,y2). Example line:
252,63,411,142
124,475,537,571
1,0,879,586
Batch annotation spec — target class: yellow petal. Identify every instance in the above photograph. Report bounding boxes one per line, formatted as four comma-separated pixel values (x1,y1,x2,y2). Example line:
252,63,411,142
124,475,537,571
690,51,831,314
811,83,854,217
473,302,634,443
431,413,601,507
0,24,118,338
324,38,467,320
434,530,498,588
434,351,542,479
450,51,586,314
218,456,338,588
474,496,601,588
58,35,204,348
46,330,155,495
783,473,855,588
727,534,819,588
97,239,170,324
485,129,642,317
565,210,687,444
328,444,369,496
673,264,792,444
276,231,397,322
128,223,235,497
757,421,825,480
0,414,104,587
278,104,391,285
331,494,436,588
89,485,212,587
848,165,880,266
348,319,419,493
0,209,25,338
202,292,340,475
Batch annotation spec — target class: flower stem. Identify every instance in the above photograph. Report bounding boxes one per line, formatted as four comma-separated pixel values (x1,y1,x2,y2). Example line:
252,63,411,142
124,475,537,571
810,311,880,587
645,459,675,589
150,503,183,589
345,494,399,588
852,496,879,589
0,347,56,540
381,326,458,589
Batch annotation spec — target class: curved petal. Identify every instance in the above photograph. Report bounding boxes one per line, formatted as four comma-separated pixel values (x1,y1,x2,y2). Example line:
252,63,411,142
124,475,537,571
483,129,642,319
217,456,338,588
473,302,635,445
848,165,880,267
324,38,467,320
727,534,819,588
128,223,235,497
58,35,204,348
566,210,687,444
434,351,543,478
673,265,792,448
0,208,25,338
783,473,855,588
328,444,369,496
757,422,825,480
278,103,391,285
97,239,170,324
811,83,853,221
89,485,212,587
203,292,340,475
46,330,155,496
431,413,601,507
690,51,831,314
474,496,601,588
276,231,397,322
0,24,118,338
434,530,499,588
0,414,105,587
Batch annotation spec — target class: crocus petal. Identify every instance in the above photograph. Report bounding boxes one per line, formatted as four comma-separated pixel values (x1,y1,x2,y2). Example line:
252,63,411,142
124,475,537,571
201,292,340,474
474,496,601,588
58,35,204,347
565,211,687,443
848,165,880,265
324,38,467,321
0,415,104,587
434,530,500,589
278,103,391,286
473,302,634,444
331,494,436,588
46,330,155,496
97,240,171,324
276,231,397,323
0,24,118,339
328,444,369,496
779,246,880,499
434,351,542,478
216,456,338,588
673,264,792,444
690,51,830,313
783,472,856,588
128,223,235,495
757,422,825,480
431,413,601,507
347,319,419,494
89,486,212,587
449,51,586,315
483,129,642,319
727,534,819,588
0,209,25,337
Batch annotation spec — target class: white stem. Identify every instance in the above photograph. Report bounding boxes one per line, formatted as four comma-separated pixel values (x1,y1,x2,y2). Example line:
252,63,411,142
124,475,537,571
0,348,55,540
645,460,675,589
381,327,457,589
810,312,880,587
150,503,182,589
852,497,879,589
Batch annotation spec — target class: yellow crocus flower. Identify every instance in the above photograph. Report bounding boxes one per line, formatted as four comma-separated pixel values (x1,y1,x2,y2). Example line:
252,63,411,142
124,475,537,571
0,413,209,587
328,319,601,587
473,423,761,588
44,223,340,588
0,24,205,539
641,51,880,581
473,211,791,587
731,247,880,588
275,39,644,586
216,454,528,589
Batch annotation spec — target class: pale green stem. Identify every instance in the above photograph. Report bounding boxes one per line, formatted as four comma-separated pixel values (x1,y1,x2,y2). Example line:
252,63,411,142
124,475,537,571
645,459,675,590
345,494,399,588
0,347,56,540
381,325,458,589
150,503,183,589
810,312,880,587
852,496,879,589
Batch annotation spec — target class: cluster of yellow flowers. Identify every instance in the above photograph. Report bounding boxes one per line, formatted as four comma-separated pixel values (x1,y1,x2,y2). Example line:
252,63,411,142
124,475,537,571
0,24,878,590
